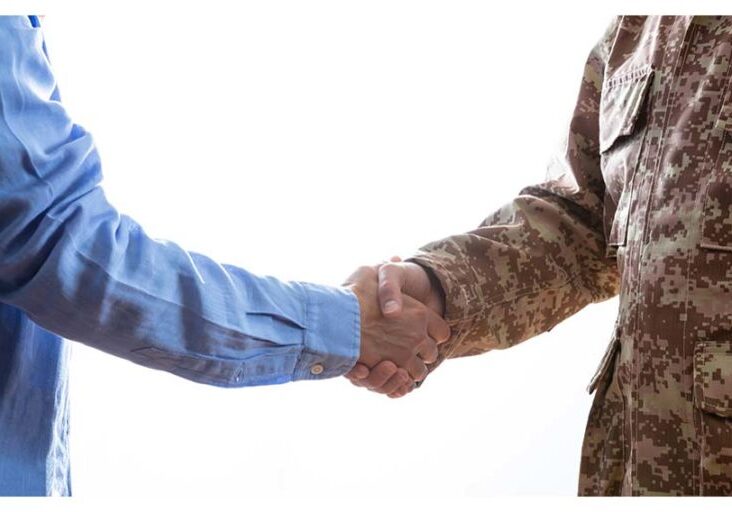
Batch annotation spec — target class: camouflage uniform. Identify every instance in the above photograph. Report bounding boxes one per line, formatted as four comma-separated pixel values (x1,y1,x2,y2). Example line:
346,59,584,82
410,16,732,496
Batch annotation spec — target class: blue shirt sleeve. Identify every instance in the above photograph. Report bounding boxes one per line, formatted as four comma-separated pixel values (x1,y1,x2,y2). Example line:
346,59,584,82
0,16,360,387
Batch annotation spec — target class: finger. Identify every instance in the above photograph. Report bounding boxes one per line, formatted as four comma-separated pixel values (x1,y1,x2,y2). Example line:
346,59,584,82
345,363,370,381
342,265,377,287
347,377,368,388
377,255,401,267
426,309,451,344
377,368,411,395
388,380,416,399
349,377,369,388
363,361,399,390
378,263,406,317
405,356,428,382
417,338,439,365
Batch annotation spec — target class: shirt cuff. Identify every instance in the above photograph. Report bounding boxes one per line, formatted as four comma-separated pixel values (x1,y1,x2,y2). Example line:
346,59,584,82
291,282,361,380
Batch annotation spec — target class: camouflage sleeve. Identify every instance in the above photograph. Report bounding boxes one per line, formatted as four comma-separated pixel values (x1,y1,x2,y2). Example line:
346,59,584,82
409,18,622,370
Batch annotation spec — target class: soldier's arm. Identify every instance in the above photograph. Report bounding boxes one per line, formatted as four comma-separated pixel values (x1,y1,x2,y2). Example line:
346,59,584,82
345,19,624,396
405,18,622,368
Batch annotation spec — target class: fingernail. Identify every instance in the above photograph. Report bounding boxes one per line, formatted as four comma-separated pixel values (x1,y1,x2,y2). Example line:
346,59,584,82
383,300,398,313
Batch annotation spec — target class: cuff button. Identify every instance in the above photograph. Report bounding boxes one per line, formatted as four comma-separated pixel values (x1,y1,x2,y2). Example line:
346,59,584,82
310,363,325,376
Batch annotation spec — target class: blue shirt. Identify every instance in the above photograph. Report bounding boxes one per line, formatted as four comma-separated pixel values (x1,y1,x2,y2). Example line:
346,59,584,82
0,15,361,496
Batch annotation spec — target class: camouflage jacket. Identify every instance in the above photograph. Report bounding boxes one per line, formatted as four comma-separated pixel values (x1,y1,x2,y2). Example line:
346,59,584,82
411,16,732,496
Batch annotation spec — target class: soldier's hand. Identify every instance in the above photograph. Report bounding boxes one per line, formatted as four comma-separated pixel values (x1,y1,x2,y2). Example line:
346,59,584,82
377,257,446,319
343,265,449,381
345,257,449,397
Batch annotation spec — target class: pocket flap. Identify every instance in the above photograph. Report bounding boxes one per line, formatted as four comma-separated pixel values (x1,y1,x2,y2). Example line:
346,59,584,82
694,340,732,417
599,66,654,153
700,174,732,251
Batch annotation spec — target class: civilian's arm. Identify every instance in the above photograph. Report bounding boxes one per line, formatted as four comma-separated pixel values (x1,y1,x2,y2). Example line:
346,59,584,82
0,17,360,388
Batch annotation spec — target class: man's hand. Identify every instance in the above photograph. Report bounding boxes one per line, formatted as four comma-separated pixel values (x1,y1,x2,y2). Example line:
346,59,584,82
344,264,449,383
345,257,448,398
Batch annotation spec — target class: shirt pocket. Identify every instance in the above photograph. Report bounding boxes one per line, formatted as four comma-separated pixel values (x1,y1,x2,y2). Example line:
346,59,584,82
694,340,732,417
693,339,732,495
700,171,732,251
599,65,654,249
700,94,732,251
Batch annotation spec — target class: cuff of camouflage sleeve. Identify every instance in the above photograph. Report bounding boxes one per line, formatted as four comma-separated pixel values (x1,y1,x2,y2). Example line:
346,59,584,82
408,249,476,329
406,245,494,374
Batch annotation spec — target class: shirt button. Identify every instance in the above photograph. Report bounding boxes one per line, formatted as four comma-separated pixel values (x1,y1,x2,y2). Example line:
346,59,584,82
310,364,324,376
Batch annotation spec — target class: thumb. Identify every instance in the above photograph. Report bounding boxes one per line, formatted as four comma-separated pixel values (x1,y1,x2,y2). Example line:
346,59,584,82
345,363,370,381
378,261,407,317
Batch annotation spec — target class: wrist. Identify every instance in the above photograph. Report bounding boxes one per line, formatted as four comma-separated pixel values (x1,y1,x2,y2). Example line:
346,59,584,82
344,283,373,363
429,284,446,317
412,262,446,317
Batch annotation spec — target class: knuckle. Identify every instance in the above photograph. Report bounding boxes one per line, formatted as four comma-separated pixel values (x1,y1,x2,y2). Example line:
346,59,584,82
380,262,397,272
383,360,398,371
377,361,397,376
368,374,387,387
357,265,376,278
378,280,395,293
411,329,427,345
391,373,405,388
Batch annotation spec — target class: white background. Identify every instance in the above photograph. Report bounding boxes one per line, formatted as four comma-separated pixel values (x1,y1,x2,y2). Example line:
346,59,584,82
36,3,623,498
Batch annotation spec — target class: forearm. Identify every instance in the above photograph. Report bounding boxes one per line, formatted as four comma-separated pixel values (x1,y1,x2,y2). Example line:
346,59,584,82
1,182,361,387
410,187,619,361
0,19,360,387
409,18,623,366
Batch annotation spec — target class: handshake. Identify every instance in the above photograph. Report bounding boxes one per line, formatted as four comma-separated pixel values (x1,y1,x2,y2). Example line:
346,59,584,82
343,257,450,398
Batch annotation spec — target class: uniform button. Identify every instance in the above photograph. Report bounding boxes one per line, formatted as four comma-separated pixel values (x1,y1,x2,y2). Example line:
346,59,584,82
310,364,324,375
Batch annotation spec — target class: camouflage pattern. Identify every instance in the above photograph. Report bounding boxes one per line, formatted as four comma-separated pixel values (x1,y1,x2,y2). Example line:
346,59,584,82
409,16,732,496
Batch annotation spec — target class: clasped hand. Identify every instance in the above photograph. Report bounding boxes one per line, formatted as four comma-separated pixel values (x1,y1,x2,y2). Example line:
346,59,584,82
343,257,448,398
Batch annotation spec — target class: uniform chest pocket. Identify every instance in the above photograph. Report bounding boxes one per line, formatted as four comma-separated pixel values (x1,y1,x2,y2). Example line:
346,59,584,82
599,66,654,249
694,340,732,417
693,339,732,495
700,172,732,250
699,82,732,251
